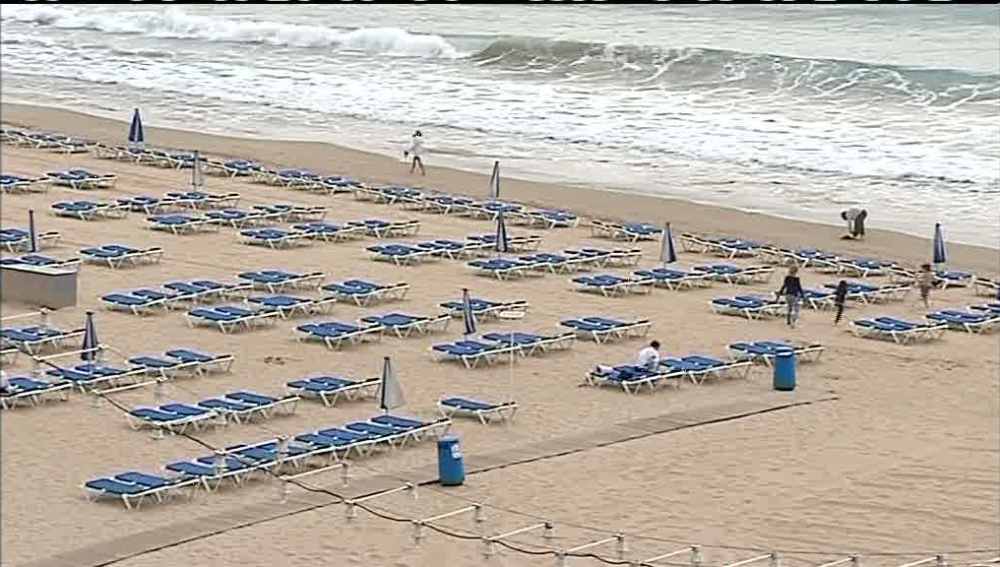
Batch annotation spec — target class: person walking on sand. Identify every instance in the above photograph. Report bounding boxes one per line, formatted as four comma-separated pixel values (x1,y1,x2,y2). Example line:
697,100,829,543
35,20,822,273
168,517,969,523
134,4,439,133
403,130,426,176
917,263,935,308
777,265,805,328
833,279,849,325
636,340,661,371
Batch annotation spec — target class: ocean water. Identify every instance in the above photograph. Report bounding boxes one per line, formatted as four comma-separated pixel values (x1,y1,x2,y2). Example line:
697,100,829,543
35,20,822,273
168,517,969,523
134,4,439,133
2,5,998,247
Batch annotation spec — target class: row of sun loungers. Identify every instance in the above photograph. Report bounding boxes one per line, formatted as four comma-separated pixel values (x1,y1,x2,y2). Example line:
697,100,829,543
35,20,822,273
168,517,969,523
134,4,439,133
81,244,163,269
40,349,232,393
356,188,579,229
2,130,93,153
850,317,948,344
51,200,129,220
1,324,84,354
432,331,576,368
128,391,298,432
1,253,80,270
296,312,451,346
84,415,452,508
590,219,662,242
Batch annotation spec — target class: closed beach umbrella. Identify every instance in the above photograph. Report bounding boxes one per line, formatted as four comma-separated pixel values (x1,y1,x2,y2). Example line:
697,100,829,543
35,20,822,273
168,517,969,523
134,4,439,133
659,222,677,265
127,108,144,148
28,209,37,253
932,223,947,265
495,211,510,254
489,160,501,200
378,356,405,413
461,288,477,337
81,311,99,362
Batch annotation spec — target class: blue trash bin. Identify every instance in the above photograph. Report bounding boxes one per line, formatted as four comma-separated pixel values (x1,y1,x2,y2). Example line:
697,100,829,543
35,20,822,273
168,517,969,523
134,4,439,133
437,435,465,486
773,348,796,391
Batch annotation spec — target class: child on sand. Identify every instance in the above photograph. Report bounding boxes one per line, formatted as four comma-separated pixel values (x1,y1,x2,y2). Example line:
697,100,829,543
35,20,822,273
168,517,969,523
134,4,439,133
917,263,935,308
833,279,849,325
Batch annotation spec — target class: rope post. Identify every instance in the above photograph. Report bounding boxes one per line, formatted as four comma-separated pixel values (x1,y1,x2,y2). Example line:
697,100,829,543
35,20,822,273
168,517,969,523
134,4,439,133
345,501,356,520
543,522,554,541
851,555,861,567
692,545,703,567
617,533,627,559
556,552,567,567
770,553,780,567
341,462,349,487
482,538,495,559
474,503,484,524
412,521,425,545
936,556,946,567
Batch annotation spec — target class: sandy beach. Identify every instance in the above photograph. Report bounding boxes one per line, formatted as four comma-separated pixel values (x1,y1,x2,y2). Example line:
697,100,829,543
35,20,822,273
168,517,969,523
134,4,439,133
1,105,997,567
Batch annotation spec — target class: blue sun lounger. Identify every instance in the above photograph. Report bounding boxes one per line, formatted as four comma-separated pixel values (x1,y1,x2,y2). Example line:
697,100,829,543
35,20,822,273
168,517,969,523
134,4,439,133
84,472,198,509
481,331,576,355
468,233,543,252
322,280,410,306
252,203,327,222
431,340,515,368
468,258,542,280
416,239,482,259
51,200,128,220
239,227,310,249
360,312,450,338
204,208,281,228
80,244,164,268
292,222,366,242
694,264,774,285
1,325,85,354
585,364,683,394
728,340,826,366
186,306,280,333
516,252,592,273
559,316,652,343
660,355,753,384
850,317,947,344
573,274,654,296
822,281,911,303
45,363,147,392
633,267,712,290
836,258,897,278
237,270,324,292
970,303,1000,316
247,294,337,318
46,169,117,189
295,321,384,349
101,292,176,315
420,195,475,214
367,243,437,266
1,174,50,193
519,209,579,229
146,213,220,234
1,253,80,270
710,295,785,320
1,376,73,410
925,309,1000,334
164,190,240,209
128,403,219,432
349,218,421,238
368,414,451,443
205,159,262,178
564,247,642,267
286,375,380,406
438,397,518,424
163,279,251,302
0,227,60,252
439,297,529,319
116,195,177,214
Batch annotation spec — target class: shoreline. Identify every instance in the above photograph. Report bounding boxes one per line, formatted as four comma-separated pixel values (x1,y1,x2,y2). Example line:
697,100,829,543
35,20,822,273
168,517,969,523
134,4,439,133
3,101,997,274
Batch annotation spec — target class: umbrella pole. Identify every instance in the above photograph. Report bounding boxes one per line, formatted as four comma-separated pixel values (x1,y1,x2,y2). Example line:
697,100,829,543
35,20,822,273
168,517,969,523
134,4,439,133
508,330,515,405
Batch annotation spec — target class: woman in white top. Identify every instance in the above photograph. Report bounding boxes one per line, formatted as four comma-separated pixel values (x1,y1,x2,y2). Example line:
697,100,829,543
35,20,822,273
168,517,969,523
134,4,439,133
403,130,426,176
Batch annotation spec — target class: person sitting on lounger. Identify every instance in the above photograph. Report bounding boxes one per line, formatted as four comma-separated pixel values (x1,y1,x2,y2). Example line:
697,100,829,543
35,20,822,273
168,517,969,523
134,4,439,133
636,340,661,371
403,130,426,176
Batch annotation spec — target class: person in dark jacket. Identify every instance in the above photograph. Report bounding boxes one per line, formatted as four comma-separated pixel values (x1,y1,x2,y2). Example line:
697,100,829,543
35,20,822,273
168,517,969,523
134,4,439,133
776,265,805,328
833,279,849,325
